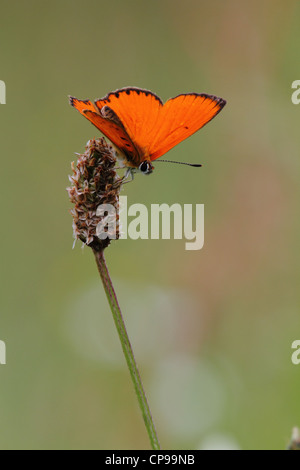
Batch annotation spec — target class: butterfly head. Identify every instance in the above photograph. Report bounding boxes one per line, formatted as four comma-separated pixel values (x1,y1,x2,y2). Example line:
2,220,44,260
139,160,154,175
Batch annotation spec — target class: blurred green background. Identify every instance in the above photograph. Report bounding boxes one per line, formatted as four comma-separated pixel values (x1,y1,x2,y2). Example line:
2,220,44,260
0,0,299,450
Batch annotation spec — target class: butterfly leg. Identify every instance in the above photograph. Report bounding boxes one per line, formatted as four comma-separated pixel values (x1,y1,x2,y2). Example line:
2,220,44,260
120,168,135,185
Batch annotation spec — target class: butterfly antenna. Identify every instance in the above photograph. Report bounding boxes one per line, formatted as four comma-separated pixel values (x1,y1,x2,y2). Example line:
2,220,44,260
156,159,202,167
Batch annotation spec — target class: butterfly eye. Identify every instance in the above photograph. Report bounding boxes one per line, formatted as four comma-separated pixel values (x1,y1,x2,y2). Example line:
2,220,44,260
139,161,153,175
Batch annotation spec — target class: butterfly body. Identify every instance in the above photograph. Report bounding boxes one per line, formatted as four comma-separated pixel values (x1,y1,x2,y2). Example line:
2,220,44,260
70,87,226,173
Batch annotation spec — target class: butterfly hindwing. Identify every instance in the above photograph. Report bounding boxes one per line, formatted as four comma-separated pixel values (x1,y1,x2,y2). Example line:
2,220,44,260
69,96,139,165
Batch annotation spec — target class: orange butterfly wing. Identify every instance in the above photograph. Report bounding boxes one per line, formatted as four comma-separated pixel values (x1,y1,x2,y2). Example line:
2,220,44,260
69,96,139,165
149,93,226,160
94,87,163,160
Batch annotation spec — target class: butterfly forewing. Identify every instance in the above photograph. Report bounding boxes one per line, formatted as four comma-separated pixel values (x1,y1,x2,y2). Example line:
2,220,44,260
148,94,226,161
95,88,163,159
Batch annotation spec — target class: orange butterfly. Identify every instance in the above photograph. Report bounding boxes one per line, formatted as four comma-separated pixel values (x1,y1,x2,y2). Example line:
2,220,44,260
69,87,226,175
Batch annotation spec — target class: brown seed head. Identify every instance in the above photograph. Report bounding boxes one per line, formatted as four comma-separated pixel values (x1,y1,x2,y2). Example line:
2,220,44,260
67,138,122,251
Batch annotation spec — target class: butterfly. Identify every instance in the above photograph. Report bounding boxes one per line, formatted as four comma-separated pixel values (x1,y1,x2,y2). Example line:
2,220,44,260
69,87,226,175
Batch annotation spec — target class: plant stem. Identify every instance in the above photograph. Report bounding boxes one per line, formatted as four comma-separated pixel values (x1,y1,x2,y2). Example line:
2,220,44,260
93,248,161,450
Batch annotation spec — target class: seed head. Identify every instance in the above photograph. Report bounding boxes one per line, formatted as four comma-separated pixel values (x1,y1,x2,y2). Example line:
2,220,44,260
67,138,122,251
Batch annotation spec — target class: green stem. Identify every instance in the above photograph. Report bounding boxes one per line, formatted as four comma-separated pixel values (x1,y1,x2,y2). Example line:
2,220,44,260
93,248,161,450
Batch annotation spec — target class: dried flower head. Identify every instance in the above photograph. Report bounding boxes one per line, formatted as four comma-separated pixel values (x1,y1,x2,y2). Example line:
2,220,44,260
67,137,122,251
